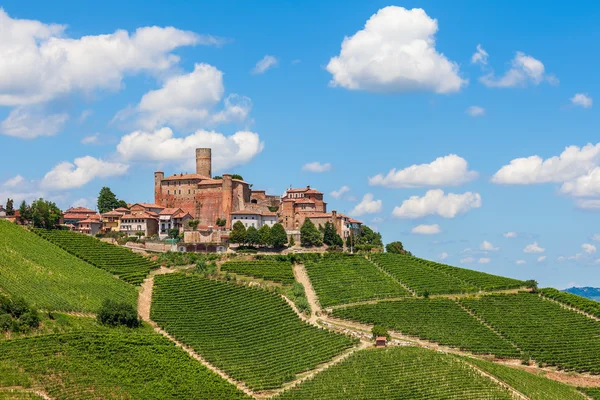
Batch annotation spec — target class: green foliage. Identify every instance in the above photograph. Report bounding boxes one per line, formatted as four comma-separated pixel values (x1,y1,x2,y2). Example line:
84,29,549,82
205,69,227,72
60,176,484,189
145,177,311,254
168,228,180,239
258,224,271,246
385,241,406,254
18,200,30,222
97,299,141,328
19,199,61,229
215,218,227,227
524,279,538,291
245,225,259,246
333,298,520,358
221,260,294,284
300,218,322,247
0,294,39,333
304,256,410,307
277,347,515,399
5,198,14,216
288,235,295,247
35,229,159,285
322,222,343,247
580,387,600,399
270,223,288,248
229,221,246,244
97,187,119,214
354,225,383,250
151,274,356,390
188,219,200,230
0,220,137,312
231,174,243,181
371,325,389,340
540,287,600,318
465,357,586,400
213,175,223,179
461,293,600,373
0,330,249,399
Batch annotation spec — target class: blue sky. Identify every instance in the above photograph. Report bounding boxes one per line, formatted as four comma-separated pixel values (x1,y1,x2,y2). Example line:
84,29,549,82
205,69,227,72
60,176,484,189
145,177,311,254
1,0,599,289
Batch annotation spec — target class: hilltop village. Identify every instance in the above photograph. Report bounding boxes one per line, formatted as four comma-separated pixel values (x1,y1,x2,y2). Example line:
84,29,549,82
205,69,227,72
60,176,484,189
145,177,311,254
0,148,365,251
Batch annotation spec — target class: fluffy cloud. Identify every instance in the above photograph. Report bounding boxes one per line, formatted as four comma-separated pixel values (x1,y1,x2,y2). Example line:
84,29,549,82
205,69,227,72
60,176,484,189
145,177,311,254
0,9,214,105
537,256,547,262
478,257,491,264
81,133,100,145
3,175,24,188
116,127,264,172
251,55,278,74
492,142,600,184
0,175,45,204
326,6,465,94
571,93,593,109
438,252,448,260
460,257,475,264
503,232,518,238
369,155,477,188
524,241,545,253
480,52,557,88
392,189,481,219
480,240,499,251
575,199,600,210
411,224,441,235
41,156,129,190
330,185,350,199
516,260,527,265
349,193,382,217
471,44,488,66
466,106,485,117
560,167,600,198
302,162,332,173
1,107,68,139
582,243,597,254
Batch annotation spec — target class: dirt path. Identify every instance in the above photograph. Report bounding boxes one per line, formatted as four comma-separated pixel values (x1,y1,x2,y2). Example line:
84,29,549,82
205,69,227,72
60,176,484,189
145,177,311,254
0,386,53,400
293,264,321,324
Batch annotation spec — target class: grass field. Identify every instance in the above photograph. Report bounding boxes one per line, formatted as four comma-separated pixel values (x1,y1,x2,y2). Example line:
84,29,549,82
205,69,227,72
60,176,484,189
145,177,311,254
277,347,514,399
332,298,520,358
151,273,357,390
0,221,137,312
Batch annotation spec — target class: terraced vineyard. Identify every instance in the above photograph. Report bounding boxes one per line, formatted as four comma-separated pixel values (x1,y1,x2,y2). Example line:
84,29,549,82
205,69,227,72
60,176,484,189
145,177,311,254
581,388,600,399
0,329,248,399
221,260,295,284
0,221,137,312
151,273,356,390
332,298,520,358
540,287,600,318
465,357,586,400
0,392,44,400
304,256,410,307
36,229,159,285
461,293,600,373
371,254,478,295
277,347,514,399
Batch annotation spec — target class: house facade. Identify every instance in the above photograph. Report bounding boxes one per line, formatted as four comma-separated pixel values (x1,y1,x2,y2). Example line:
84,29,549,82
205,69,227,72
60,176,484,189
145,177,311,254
158,208,193,238
119,210,159,237
230,210,277,229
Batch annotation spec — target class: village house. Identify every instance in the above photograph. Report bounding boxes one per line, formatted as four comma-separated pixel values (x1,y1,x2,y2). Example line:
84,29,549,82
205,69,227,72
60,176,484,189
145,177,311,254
119,210,159,237
101,210,126,232
62,207,99,225
158,208,193,238
76,218,102,236
230,210,278,229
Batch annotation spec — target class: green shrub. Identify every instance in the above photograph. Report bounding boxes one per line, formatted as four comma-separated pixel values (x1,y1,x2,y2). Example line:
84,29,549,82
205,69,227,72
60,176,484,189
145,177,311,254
295,297,310,313
372,325,390,340
97,299,141,328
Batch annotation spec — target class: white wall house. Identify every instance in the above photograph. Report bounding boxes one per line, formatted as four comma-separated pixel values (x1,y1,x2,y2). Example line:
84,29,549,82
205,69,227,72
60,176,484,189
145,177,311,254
230,211,277,229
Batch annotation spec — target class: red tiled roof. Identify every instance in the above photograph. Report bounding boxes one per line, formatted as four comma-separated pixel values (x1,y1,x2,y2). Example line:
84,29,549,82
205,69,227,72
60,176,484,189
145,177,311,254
77,219,101,224
349,218,362,224
159,208,183,216
230,210,262,215
133,203,165,209
102,211,124,217
63,213,90,220
305,189,322,194
65,206,96,213
197,179,224,186
261,211,277,217
164,173,210,181
293,198,316,204
302,213,333,219
115,207,129,212
173,210,192,219
122,212,158,220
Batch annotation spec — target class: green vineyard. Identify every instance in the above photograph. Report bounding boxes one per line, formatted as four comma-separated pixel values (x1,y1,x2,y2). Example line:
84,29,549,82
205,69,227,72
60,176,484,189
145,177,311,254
0,329,248,399
35,229,159,285
151,273,357,390
220,259,295,284
0,392,44,400
332,298,520,358
0,221,137,312
304,256,410,307
277,347,515,399
461,293,600,373
540,287,600,318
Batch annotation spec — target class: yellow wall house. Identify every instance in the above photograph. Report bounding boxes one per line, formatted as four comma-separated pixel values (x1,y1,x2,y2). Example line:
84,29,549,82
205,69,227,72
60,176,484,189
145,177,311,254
101,210,124,232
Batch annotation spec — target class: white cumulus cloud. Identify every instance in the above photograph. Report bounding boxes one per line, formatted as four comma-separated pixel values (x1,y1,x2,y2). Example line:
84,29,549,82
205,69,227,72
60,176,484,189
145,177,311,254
466,106,485,117
471,44,488,66
3,175,24,188
330,185,350,199
537,256,547,262
326,6,466,94
252,55,278,74
503,232,518,238
116,127,263,172
1,107,68,139
411,224,441,235
81,133,100,145
560,167,600,198
349,193,382,217
524,241,545,253
392,189,481,219
480,240,499,251
369,154,477,188
516,260,526,265
571,93,593,109
480,52,557,88
582,243,597,254
41,156,129,190
302,162,332,173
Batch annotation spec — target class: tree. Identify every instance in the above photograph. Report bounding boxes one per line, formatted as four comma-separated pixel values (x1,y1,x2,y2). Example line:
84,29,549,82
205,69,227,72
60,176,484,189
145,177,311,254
258,224,271,247
245,225,259,246
323,221,343,247
229,221,246,244
289,235,295,247
231,174,243,181
213,175,223,180
524,280,538,291
168,228,180,240
135,231,145,239
97,187,120,213
5,199,14,216
116,200,128,209
97,299,141,328
188,219,200,231
270,223,288,248
29,198,61,229
215,218,227,228
372,325,390,340
19,200,31,223
355,225,383,250
386,241,406,254
300,218,323,247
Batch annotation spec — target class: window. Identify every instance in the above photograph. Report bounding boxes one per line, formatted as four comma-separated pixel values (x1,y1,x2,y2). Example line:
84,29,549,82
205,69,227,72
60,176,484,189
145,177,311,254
167,190,170,194
179,190,181,194
188,190,191,194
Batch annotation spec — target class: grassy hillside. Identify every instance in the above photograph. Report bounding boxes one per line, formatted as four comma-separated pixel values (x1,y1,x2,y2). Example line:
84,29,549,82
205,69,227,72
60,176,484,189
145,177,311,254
0,329,248,399
35,229,159,285
304,255,410,307
0,221,137,312
332,298,520,358
221,259,295,284
277,347,514,399
541,287,600,317
151,273,356,390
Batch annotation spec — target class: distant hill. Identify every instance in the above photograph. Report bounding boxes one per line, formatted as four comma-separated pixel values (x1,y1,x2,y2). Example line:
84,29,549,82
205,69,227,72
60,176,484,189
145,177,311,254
565,287,600,302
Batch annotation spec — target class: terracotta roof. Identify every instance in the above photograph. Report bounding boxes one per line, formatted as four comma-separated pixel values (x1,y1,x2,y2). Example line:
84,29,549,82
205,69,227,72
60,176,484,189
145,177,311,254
293,198,316,204
159,208,183,216
261,211,277,217
348,218,362,224
301,213,333,219
133,203,165,210
77,219,101,224
63,213,91,220
305,189,322,194
197,179,224,186
173,210,192,219
102,211,123,217
230,210,262,215
164,173,210,181
122,212,158,220
65,206,96,213
115,207,129,212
